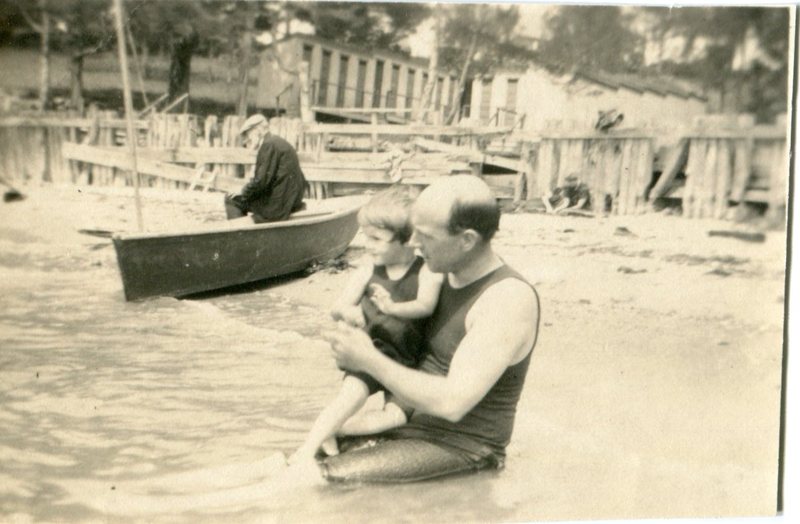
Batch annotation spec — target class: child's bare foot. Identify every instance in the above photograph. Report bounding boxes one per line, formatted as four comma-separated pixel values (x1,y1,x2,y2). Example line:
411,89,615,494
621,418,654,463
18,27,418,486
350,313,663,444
321,436,339,457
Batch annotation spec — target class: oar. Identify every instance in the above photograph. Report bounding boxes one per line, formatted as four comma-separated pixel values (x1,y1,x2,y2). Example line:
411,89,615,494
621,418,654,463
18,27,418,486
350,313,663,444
0,175,24,202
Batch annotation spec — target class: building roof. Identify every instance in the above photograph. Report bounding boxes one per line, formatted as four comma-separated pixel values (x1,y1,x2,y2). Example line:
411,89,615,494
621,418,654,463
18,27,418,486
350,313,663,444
572,68,706,101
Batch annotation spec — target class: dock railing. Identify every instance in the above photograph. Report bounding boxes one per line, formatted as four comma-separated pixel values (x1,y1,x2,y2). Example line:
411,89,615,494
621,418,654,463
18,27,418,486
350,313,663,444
0,111,789,219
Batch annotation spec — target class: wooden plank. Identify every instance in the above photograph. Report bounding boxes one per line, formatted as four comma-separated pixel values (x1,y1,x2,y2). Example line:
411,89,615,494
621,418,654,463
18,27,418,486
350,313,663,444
628,140,653,213
730,138,752,203
700,139,718,218
636,139,655,213
681,126,786,139
768,140,788,211
616,139,634,215
682,139,702,218
62,143,243,193
650,138,689,200
667,186,769,204
303,123,512,137
691,139,709,218
0,116,148,130
586,140,606,212
713,139,732,219
605,140,623,212
312,106,415,114
556,139,571,187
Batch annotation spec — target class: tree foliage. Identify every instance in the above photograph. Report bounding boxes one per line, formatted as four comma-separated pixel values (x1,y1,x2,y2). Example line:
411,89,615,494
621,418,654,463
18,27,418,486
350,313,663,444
642,6,790,121
537,6,645,73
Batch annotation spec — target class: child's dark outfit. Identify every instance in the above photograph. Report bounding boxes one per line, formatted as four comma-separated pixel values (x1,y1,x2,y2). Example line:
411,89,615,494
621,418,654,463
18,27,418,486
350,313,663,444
347,256,428,394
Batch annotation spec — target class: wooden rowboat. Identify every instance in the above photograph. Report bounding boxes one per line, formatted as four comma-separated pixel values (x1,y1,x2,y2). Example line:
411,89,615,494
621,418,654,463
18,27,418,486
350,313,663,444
112,195,366,301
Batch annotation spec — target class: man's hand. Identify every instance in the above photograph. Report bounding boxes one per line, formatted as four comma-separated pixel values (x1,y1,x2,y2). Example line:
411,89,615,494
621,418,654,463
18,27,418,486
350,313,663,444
368,284,396,315
330,306,366,328
322,322,377,373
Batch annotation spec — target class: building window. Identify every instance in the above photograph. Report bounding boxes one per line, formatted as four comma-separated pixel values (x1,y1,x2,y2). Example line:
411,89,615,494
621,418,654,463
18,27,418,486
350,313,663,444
388,64,400,108
434,77,444,110
505,78,519,126
372,60,385,108
479,78,492,121
336,55,349,108
302,44,313,65
356,59,367,107
446,76,456,114
461,80,472,118
317,49,332,105
405,69,415,108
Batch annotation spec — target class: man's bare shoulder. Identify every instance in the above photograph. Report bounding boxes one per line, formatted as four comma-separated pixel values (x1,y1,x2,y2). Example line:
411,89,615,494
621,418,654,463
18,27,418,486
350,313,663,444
468,276,539,322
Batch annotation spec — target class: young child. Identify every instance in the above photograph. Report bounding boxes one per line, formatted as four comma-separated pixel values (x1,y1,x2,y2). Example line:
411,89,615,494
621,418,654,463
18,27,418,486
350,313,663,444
289,186,443,464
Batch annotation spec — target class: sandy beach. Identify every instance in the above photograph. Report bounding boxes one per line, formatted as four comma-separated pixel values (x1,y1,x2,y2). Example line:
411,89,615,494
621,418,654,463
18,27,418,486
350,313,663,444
0,183,787,522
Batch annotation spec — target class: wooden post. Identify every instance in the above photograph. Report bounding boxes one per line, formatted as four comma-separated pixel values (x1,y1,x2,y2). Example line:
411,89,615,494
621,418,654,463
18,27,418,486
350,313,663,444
616,139,633,215
767,139,788,224
700,139,718,219
713,139,732,219
113,0,143,230
730,138,752,203
371,112,379,153
535,140,554,201
298,62,313,123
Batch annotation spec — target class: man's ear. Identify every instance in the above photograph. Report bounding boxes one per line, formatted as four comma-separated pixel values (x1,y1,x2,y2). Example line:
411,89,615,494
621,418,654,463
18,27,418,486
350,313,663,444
460,229,481,251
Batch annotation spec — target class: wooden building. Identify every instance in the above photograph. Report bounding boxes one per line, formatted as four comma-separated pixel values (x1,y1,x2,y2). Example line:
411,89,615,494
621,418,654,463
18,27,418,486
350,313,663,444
465,63,708,132
257,34,461,122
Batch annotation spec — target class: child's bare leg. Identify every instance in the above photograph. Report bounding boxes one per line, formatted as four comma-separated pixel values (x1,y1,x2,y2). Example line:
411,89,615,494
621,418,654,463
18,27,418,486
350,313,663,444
289,376,369,464
338,399,408,436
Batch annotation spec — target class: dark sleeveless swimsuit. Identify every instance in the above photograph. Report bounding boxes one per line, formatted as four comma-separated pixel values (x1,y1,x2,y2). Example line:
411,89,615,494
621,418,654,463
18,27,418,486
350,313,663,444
347,256,428,394
322,264,540,483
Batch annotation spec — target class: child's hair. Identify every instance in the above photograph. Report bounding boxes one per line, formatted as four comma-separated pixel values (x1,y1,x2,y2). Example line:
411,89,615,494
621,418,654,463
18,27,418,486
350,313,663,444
358,185,420,244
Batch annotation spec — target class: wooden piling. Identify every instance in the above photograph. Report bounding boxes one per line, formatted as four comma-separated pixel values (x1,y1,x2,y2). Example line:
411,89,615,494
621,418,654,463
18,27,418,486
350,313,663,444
713,139,732,219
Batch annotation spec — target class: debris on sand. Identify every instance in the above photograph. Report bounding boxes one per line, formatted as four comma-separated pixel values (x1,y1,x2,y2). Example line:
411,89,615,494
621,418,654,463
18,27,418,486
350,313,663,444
617,266,647,274
707,230,767,243
614,226,636,237
707,267,733,277
305,255,353,275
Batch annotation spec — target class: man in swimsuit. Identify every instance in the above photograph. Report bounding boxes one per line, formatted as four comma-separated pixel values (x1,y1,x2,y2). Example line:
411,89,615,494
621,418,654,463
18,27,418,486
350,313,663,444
320,175,540,482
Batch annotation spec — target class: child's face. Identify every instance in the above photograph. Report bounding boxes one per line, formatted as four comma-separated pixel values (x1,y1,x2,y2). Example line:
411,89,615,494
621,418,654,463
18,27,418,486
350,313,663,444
362,225,411,266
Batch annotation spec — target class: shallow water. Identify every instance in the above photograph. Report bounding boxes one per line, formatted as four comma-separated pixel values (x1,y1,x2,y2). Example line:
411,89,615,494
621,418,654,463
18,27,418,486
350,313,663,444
0,190,786,523
0,233,526,524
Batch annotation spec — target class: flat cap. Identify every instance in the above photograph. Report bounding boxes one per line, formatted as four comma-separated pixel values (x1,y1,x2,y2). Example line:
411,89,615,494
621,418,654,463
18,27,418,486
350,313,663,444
239,114,267,135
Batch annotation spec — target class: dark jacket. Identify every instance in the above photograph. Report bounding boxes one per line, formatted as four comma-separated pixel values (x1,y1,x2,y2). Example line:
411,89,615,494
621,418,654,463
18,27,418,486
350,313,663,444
240,134,307,222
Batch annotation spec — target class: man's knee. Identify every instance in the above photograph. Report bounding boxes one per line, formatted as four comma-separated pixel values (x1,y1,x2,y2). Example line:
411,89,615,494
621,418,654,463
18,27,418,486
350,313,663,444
224,194,248,219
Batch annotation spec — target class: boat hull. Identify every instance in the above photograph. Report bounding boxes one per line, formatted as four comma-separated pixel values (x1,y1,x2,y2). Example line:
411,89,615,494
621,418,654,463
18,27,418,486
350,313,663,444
112,196,364,301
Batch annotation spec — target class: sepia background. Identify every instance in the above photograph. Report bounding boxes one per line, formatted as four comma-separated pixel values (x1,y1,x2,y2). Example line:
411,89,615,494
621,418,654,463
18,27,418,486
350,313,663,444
0,1,794,523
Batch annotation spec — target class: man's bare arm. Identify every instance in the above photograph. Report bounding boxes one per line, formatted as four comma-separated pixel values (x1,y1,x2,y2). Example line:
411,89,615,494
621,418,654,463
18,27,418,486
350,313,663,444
327,278,538,422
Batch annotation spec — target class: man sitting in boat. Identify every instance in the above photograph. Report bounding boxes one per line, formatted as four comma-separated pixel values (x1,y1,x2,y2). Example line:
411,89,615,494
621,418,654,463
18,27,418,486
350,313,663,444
318,175,541,482
224,114,307,223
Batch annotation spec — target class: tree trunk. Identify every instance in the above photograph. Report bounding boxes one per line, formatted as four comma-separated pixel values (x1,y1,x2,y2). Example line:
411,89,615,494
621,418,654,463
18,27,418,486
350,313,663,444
38,0,50,112
415,7,440,123
446,32,478,125
167,28,199,108
69,53,85,114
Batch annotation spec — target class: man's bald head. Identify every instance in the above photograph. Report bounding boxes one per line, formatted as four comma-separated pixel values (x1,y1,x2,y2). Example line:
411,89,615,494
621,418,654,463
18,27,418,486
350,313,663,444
415,175,500,242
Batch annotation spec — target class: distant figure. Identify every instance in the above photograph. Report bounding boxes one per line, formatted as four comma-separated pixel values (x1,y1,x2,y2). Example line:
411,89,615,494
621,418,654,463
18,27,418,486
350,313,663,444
224,114,307,223
289,186,443,464
542,174,592,214
595,109,624,132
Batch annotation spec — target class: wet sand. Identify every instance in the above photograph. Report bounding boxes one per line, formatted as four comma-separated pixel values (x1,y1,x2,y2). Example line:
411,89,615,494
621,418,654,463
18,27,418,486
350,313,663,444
0,184,787,522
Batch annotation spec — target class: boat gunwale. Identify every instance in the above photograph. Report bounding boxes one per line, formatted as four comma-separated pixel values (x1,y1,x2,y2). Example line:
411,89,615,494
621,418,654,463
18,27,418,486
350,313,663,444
112,195,367,243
